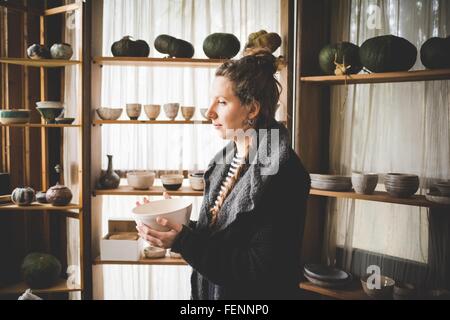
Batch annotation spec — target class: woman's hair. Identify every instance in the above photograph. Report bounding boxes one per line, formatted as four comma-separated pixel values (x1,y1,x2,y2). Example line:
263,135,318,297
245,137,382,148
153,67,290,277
215,48,283,129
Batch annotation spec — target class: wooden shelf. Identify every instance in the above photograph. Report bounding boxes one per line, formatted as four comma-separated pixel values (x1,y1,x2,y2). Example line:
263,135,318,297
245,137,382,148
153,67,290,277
300,68,450,85
0,279,82,295
299,281,368,300
0,58,81,68
95,185,203,197
0,202,82,212
310,189,445,208
93,256,188,266
93,120,211,125
43,3,81,16
0,123,81,128
93,56,226,68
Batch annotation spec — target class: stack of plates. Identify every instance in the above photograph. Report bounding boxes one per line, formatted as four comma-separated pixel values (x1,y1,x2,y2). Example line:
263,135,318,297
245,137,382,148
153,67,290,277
310,174,352,191
303,264,352,288
384,173,419,198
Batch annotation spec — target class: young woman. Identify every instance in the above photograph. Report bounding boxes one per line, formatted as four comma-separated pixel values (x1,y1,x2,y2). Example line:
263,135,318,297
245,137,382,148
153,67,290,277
136,49,311,300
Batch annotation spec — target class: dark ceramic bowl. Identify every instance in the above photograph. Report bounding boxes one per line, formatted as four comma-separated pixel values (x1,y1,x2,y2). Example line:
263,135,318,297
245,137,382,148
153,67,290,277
163,183,182,191
55,118,75,125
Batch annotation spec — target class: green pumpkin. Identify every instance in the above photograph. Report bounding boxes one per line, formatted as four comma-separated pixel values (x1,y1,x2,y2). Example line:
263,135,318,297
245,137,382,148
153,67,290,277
360,35,417,73
420,37,450,69
154,34,176,54
11,187,35,206
319,42,362,75
21,253,62,289
245,30,281,53
203,33,240,59
168,39,194,58
111,36,150,57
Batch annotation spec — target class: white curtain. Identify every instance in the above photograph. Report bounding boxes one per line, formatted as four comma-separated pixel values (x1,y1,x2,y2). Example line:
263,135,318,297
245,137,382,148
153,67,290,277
324,0,450,277
95,0,281,300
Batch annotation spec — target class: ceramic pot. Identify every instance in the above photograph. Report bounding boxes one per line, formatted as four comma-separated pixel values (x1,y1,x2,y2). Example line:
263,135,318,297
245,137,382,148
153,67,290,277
126,104,142,120
50,43,73,59
99,155,120,189
36,191,48,204
27,44,51,59
46,165,73,206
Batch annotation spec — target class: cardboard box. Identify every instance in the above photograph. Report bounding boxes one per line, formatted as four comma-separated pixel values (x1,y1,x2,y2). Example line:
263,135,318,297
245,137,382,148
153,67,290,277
100,219,144,261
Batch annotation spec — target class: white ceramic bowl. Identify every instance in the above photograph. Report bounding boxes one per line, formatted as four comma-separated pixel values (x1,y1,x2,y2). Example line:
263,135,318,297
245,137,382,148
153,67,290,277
96,107,123,120
144,104,161,120
127,171,155,190
132,198,192,232
161,174,184,191
163,103,180,120
36,101,64,109
200,108,209,120
181,106,195,121
126,103,142,120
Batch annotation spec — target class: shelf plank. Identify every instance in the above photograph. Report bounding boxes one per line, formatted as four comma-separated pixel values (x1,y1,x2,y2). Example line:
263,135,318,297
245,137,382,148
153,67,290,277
95,185,203,197
299,281,368,300
93,57,226,68
0,279,82,295
0,123,81,128
43,3,81,16
0,58,81,68
0,202,82,212
300,69,450,85
93,120,211,125
0,2,42,15
93,256,188,266
310,189,445,208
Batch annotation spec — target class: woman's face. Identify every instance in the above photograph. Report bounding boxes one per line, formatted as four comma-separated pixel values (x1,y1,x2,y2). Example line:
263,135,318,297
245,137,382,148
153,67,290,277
207,76,254,140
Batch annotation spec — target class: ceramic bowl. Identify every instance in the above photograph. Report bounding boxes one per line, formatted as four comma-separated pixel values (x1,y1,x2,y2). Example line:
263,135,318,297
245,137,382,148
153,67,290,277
96,107,123,120
132,198,192,232
161,174,184,191
0,109,31,124
126,103,142,120
200,108,209,120
361,275,395,300
425,191,450,205
188,172,205,191
127,171,155,190
163,103,180,120
434,181,450,196
143,246,166,259
144,104,161,120
351,172,379,195
168,250,182,258
36,101,64,124
181,106,195,121
55,117,75,125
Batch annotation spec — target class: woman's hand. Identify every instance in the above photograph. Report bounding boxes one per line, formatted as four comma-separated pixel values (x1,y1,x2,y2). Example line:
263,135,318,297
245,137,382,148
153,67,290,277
135,192,171,207
136,218,183,249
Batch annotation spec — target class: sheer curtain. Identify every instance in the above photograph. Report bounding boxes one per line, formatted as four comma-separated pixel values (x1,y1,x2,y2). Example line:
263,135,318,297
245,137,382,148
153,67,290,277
324,0,450,288
95,0,281,300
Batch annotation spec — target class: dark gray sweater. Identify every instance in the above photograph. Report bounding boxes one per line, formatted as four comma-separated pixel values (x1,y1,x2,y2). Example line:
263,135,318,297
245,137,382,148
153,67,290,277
172,120,311,300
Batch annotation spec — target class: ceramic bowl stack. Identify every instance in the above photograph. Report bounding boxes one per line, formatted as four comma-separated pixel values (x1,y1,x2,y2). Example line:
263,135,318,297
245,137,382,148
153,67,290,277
426,181,450,205
384,173,419,198
303,264,352,288
310,174,352,191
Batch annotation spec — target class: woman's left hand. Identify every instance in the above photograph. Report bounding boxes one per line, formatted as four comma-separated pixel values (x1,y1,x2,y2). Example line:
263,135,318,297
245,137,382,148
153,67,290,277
136,217,183,249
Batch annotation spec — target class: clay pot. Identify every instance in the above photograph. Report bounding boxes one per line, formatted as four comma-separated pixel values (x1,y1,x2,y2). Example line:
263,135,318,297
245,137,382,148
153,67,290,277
46,183,73,206
98,155,120,189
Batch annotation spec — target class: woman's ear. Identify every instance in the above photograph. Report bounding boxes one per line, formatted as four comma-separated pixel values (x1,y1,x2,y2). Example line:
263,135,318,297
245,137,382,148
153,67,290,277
248,101,261,120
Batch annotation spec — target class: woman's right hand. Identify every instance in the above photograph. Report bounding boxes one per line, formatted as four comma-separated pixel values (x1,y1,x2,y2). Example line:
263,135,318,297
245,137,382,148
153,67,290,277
135,192,171,207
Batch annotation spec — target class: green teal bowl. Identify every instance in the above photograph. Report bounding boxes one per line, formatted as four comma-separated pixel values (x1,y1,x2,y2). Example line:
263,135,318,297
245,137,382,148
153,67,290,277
36,107,64,124
55,118,75,125
0,110,31,124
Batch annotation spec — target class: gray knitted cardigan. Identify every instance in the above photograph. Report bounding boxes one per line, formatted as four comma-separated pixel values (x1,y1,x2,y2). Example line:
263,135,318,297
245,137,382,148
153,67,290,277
172,120,310,300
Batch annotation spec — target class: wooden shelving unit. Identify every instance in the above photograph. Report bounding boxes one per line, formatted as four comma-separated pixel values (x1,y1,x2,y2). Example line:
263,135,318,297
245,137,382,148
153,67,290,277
93,256,188,266
93,56,226,68
300,68,450,85
0,202,81,211
0,57,81,68
310,189,446,208
0,123,81,128
299,281,368,300
93,120,211,125
95,185,203,197
0,279,82,295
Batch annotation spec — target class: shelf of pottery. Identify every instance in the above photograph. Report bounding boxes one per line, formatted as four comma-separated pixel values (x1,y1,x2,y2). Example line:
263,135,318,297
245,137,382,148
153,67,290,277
0,2,85,296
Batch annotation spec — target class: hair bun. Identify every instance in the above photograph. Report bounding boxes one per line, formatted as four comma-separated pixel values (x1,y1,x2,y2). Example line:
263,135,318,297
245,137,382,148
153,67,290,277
243,47,285,73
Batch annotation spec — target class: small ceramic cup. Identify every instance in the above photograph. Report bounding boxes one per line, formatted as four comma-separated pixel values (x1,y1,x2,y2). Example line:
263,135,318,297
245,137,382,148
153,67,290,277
144,104,161,120
181,106,196,121
351,172,379,195
126,103,142,120
163,103,180,120
200,108,209,120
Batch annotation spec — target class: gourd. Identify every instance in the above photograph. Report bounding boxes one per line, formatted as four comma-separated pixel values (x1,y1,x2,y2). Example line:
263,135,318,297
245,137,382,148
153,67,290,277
420,37,450,69
21,253,62,289
203,33,240,59
111,36,150,57
50,43,73,59
27,44,51,59
11,187,36,206
154,35,195,58
360,35,417,73
244,30,281,53
319,42,362,75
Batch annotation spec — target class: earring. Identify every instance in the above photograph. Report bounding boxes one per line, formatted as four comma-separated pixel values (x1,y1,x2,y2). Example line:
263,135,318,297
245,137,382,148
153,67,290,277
247,119,255,127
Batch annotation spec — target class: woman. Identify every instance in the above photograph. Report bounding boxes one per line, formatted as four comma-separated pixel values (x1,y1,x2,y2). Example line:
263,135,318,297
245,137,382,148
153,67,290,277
137,49,311,300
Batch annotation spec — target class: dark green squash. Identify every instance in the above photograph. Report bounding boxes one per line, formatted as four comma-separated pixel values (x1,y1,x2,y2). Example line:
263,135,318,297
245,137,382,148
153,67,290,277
319,42,362,75
21,253,62,289
203,33,240,59
420,37,450,69
360,35,417,73
154,35,194,58
154,34,176,54
111,36,150,57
